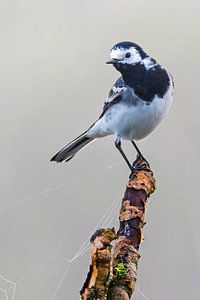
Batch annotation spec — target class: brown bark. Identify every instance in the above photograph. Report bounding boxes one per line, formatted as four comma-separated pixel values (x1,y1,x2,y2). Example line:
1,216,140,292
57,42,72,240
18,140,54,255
81,157,156,300
80,228,116,300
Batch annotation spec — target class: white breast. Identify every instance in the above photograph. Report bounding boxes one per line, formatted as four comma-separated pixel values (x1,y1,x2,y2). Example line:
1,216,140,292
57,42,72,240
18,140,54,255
88,79,173,141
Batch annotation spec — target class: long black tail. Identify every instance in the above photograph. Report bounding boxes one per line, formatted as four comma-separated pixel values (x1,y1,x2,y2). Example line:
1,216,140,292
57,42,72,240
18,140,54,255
50,131,94,163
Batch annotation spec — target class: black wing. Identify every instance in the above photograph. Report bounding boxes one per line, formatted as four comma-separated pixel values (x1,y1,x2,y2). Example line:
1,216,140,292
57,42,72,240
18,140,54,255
99,77,126,119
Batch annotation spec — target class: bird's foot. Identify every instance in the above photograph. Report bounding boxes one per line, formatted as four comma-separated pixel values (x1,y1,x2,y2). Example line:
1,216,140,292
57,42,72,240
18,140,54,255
129,166,137,178
129,155,151,178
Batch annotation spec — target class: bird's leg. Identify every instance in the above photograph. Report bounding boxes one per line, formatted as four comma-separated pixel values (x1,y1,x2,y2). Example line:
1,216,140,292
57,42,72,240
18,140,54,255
131,140,144,159
115,137,135,173
131,140,150,170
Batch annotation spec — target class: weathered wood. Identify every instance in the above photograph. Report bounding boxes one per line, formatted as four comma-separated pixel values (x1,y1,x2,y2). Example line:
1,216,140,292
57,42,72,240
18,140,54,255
81,157,156,300
107,157,155,299
80,228,116,300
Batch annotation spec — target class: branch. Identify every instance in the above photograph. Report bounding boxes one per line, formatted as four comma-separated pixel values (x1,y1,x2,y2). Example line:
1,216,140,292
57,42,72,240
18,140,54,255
107,157,155,299
80,157,156,300
80,228,116,300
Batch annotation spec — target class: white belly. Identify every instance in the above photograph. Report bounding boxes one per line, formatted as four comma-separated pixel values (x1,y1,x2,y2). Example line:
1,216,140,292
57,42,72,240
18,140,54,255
88,86,173,141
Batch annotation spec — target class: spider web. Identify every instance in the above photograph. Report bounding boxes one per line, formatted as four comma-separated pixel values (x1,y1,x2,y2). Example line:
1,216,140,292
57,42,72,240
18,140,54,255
0,160,149,300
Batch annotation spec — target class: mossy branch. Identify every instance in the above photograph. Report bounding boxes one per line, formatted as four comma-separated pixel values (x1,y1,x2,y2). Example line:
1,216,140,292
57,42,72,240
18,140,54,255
80,157,156,300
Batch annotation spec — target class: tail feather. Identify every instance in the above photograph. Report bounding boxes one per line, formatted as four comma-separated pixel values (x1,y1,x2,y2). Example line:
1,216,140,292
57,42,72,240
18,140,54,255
51,131,94,163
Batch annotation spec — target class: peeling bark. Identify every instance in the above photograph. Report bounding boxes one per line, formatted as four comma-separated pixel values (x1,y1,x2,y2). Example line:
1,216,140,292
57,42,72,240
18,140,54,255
80,228,116,300
81,157,156,300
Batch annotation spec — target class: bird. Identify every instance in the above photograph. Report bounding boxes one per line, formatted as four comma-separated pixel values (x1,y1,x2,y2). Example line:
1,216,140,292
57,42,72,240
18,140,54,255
51,41,174,172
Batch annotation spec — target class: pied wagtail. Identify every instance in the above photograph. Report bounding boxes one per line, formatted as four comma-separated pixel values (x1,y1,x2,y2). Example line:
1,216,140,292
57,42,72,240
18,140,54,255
51,41,174,172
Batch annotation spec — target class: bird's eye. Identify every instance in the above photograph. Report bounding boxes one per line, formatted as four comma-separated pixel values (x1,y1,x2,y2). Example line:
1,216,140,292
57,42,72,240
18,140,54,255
125,52,131,58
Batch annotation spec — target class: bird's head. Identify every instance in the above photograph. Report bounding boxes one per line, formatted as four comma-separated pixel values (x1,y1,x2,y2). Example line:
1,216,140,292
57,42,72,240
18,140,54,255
106,41,147,72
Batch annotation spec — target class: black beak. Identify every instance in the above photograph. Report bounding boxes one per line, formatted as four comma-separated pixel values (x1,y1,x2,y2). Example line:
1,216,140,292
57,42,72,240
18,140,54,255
106,58,120,64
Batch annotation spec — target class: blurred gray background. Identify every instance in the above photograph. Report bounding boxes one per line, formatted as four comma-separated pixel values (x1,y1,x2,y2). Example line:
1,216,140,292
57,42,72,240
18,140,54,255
0,0,199,299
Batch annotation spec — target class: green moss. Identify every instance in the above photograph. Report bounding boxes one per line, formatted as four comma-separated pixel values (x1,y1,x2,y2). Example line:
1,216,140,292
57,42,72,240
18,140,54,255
114,263,129,278
88,286,96,299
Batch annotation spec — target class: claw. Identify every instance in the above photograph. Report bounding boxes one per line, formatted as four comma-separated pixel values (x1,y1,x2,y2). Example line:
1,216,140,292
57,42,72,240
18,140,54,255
132,154,151,173
129,166,137,178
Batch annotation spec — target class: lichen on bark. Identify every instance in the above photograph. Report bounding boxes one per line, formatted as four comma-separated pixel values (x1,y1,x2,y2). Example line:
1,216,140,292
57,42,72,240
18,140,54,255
81,157,156,300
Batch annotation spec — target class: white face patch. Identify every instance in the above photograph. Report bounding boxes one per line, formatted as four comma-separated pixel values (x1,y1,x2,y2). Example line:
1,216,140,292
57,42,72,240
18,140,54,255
110,47,142,65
